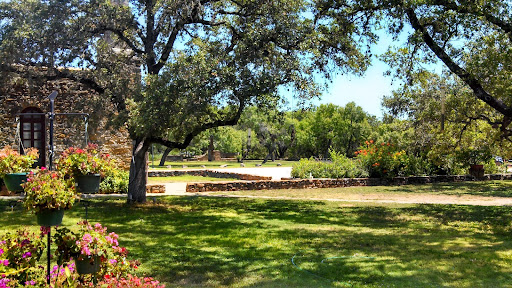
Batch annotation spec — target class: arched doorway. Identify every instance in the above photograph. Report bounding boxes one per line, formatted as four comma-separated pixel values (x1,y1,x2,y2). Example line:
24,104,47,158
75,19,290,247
20,107,46,167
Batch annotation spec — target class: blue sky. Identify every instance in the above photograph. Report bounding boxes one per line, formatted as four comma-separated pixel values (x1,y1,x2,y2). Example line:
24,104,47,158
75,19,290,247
314,32,400,119
317,59,394,119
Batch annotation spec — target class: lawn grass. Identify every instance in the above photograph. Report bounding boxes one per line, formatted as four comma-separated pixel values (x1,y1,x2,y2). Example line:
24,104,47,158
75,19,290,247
149,160,296,169
148,175,239,183
1,194,512,287
207,180,512,199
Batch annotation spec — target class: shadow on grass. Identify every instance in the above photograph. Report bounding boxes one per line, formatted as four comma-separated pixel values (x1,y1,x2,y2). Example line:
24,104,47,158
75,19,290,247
1,197,512,287
393,180,512,198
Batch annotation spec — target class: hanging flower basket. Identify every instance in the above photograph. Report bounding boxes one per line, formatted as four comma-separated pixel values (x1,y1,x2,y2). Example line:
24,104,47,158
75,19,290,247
75,173,101,194
75,255,101,274
23,168,77,223
36,209,64,227
3,172,28,192
0,146,38,192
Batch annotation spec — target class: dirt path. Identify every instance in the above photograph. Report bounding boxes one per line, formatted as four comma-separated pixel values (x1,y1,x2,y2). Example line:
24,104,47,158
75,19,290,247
197,192,512,206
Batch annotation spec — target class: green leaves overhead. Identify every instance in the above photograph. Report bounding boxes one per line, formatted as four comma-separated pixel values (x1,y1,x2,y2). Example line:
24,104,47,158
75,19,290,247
0,0,91,67
314,0,512,136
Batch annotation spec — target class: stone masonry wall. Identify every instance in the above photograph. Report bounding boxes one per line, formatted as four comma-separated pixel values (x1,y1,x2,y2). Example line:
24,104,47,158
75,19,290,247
186,174,512,192
0,70,132,169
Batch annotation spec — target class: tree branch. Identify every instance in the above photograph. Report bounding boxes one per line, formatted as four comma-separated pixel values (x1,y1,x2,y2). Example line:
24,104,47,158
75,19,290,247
405,8,512,117
430,0,512,41
154,25,182,73
148,99,246,149
0,63,105,94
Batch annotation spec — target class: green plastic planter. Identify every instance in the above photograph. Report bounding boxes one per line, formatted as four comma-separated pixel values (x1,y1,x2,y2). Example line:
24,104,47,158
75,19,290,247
3,172,28,192
75,174,101,194
36,209,64,227
75,256,101,274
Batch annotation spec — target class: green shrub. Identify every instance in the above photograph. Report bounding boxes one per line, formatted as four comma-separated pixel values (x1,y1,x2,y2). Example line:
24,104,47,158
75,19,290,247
100,169,129,194
291,150,366,179
355,140,408,178
329,150,367,178
400,154,435,176
482,158,504,174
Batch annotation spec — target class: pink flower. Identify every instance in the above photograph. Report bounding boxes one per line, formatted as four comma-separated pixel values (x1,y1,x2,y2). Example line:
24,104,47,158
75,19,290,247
81,246,91,256
82,233,93,243
40,226,50,235
22,252,31,258
1,259,9,266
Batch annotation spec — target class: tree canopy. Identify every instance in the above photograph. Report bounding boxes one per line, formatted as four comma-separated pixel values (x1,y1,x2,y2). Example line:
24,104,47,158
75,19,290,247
315,0,512,135
1,0,374,202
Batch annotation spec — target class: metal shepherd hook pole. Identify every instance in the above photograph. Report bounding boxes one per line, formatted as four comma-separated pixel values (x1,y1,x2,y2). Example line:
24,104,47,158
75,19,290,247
46,91,57,285
48,91,57,171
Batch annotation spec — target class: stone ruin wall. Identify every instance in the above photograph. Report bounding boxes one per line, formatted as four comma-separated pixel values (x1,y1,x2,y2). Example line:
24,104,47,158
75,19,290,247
0,72,132,170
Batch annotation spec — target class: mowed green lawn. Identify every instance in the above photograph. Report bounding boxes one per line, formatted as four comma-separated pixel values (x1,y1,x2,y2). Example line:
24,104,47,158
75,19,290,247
150,160,296,169
148,175,240,183
2,184,512,287
207,180,512,199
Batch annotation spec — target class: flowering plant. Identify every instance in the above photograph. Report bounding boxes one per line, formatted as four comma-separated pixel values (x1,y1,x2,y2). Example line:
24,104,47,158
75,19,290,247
0,229,46,287
355,140,408,178
0,146,38,177
94,274,165,287
22,168,77,213
1,225,165,287
54,221,132,277
56,143,110,177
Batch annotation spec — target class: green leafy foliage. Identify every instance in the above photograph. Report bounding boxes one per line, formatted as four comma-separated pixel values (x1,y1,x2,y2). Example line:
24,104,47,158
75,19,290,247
100,169,129,194
292,103,374,158
383,72,512,174
0,229,46,287
182,102,375,161
0,0,375,202
355,140,408,178
1,223,163,287
0,146,38,177
22,168,77,214
291,150,366,178
56,144,111,178
53,221,134,278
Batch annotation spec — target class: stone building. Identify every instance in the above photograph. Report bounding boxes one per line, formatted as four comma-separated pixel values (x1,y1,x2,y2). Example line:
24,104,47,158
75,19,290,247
0,69,132,169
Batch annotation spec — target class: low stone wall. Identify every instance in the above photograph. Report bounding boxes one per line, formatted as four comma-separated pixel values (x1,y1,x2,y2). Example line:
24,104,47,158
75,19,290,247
1,183,165,195
165,155,183,162
186,174,512,192
148,170,271,181
146,184,165,194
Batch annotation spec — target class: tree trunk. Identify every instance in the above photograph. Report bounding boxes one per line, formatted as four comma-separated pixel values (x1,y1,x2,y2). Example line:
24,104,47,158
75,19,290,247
208,134,214,162
159,147,172,166
128,138,151,203
262,142,276,164
324,138,332,159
